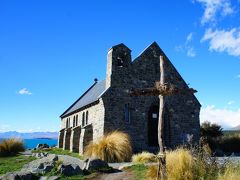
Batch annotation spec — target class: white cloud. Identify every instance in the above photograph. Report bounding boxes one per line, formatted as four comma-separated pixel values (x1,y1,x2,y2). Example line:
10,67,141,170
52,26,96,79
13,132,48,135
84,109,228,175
186,32,193,42
201,28,240,57
0,124,10,132
187,47,196,57
227,100,235,105
237,74,240,78
18,88,32,95
200,105,240,129
176,32,196,58
196,0,234,24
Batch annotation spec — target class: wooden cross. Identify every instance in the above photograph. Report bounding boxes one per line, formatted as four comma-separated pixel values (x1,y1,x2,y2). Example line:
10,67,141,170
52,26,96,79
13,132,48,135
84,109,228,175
131,55,197,180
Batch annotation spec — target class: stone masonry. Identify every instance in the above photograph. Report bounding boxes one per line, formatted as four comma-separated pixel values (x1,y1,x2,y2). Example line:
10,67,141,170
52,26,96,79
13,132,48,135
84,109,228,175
58,42,201,154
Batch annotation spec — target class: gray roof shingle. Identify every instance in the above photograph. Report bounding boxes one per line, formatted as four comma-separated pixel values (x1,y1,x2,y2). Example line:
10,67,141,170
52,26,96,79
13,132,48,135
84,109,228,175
60,80,107,118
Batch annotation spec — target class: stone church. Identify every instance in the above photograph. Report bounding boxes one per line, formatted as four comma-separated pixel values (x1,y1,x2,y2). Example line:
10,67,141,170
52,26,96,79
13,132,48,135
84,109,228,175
58,42,201,154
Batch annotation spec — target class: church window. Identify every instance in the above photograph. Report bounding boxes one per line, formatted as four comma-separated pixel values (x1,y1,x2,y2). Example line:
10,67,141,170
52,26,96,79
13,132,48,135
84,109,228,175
76,115,78,126
66,118,68,128
86,111,89,125
117,57,124,67
82,112,85,126
73,116,75,127
124,104,130,124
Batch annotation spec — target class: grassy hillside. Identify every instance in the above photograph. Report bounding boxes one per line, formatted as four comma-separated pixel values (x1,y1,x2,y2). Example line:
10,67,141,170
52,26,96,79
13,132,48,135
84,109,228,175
223,130,240,137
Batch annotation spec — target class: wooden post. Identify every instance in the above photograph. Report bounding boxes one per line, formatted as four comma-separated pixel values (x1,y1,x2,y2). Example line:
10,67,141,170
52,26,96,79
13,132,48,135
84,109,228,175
159,55,165,154
156,55,167,180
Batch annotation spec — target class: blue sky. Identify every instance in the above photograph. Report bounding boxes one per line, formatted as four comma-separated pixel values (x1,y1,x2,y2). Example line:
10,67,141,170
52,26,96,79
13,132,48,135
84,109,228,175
0,0,240,132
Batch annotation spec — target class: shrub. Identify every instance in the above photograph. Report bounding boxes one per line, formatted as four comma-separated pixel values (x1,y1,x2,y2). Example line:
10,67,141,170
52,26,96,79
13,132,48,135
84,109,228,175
0,138,25,157
84,131,132,163
201,121,223,138
132,152,157,164
219,135,240,153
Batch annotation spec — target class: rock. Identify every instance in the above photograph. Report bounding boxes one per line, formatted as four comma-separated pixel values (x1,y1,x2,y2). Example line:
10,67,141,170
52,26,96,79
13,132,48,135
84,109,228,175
48,176,60,180
22,155,58,174
47,154,58,162
84,158,109,172
32,152,49,158
0,171,32,180
36,143,49,149
57,164,83,176
39,176,60,180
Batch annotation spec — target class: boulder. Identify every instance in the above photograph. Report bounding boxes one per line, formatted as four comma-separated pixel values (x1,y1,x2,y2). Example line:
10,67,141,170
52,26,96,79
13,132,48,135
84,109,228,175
57,164,83,176
0,171,32,180
83,158,109,172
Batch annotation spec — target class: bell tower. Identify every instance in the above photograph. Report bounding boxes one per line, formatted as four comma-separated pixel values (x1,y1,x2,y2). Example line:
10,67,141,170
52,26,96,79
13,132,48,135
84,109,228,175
106,43,131,89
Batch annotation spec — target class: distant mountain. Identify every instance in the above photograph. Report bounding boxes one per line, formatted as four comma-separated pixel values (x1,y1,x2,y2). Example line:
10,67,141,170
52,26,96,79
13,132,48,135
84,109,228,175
232,125,240,131
0,131,58,139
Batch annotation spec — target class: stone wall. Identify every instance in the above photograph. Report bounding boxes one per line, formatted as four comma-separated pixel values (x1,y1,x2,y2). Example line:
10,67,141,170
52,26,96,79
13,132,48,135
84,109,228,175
60,99,105,154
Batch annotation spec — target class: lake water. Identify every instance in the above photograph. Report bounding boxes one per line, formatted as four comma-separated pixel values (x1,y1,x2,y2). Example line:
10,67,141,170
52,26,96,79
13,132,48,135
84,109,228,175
24,139,58,149
0,138,58,149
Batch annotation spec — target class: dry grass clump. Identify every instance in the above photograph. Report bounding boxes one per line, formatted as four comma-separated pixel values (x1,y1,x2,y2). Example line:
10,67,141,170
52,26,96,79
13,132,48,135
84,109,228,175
84,131,132,163
166,148,194,180
218,164,240,180
0,138,25,157
146,165,158,180
132,151,157,164
146,148,196,180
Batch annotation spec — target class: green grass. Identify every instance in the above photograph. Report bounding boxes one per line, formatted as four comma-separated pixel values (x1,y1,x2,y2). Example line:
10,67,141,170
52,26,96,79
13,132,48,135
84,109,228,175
124,164,148,180
32,148,83,159
0,155,36,175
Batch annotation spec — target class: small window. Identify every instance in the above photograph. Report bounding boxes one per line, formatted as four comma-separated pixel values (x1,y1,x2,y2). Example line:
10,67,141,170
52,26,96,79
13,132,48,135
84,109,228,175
82,112,85,126
124,104,130,124
86,111,89,125
117,57,124,67
152,113,158,119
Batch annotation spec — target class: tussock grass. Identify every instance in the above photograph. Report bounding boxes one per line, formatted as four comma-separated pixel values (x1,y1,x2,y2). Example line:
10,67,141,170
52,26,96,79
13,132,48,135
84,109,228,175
132,152,157,164
146,148,209,180
166,148,194,180
0,138,25,157
84,131,132,163
218,164,240,180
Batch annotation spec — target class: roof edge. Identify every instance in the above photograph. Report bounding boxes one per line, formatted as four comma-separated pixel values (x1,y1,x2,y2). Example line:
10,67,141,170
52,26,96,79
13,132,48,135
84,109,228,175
60,81,98,118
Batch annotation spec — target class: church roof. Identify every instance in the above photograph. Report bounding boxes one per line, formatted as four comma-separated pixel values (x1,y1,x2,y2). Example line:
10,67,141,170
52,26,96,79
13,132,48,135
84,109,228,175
60,80,107,118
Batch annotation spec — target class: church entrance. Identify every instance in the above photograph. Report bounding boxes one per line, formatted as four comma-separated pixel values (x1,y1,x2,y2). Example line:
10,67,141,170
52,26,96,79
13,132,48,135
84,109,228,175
148,105,171,148
148,105,159,147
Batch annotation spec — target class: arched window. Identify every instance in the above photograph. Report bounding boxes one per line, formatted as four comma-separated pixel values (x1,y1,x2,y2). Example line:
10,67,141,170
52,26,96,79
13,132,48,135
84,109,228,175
66,118,68,128
86,111,89,125
82,112,85,127
76,115,78,126
73,116,75,127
